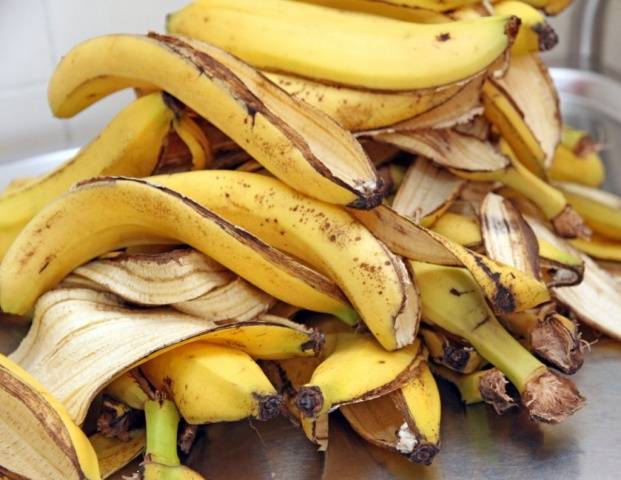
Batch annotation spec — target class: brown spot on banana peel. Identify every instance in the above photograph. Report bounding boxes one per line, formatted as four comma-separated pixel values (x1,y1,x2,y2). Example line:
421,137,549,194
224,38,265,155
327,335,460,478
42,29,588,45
148,33,383,209
533,23,559,52
530,315,584,375
254,392,284,421
479,369,518,415
551,205,592,239
505,16,522,43
471,254,516,313
521,370,585,424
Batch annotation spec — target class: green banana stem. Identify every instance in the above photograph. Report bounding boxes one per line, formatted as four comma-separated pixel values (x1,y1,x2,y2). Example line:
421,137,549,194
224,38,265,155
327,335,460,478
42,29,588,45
144,399,181,467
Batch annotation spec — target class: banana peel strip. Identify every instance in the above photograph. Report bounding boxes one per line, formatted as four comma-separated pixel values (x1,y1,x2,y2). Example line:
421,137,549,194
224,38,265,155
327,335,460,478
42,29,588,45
0,353,100,480
480,192,541,279
10,288,323,425
527,217,621,340
70,248,235,306
90,429,145,479
492,54,561,169
374,129,510,173
392,158,466,225
350,205,550,313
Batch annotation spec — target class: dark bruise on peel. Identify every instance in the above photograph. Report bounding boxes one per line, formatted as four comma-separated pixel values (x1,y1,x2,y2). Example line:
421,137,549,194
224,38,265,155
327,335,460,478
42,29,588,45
471,253,516,313
76,176,347,304
436,33,450,42
146,33,381,209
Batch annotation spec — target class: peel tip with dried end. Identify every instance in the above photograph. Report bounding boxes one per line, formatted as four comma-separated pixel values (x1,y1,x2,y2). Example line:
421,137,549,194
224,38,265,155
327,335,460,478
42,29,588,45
296,386,324,418
522,371,585,424
530,318,584,375
479,369,519,415
443,344,471,372
408,443,440,466
301,329,326,357
346,180,385,210
533,22,559,52
254,393,284,421
551,205,592,239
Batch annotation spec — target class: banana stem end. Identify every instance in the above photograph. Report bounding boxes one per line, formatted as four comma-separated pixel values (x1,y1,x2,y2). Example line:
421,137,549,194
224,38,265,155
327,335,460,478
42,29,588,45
522,371,585,424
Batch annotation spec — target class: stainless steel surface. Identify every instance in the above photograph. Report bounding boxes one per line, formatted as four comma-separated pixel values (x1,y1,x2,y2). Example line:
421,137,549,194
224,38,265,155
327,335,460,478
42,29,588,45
1,69,621,480
570,0,608,71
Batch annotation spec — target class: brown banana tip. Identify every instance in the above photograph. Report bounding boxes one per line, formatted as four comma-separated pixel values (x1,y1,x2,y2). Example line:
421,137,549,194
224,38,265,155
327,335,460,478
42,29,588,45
296,386,324,418
479,369,519,415
551,206,592,239
505,16,522,42
533,22,559,52
255,393,284,421
301,329,325,356
522,371,585,424
530,318,584,375
444,345,470,372
346,180,385,210
408,444,440,466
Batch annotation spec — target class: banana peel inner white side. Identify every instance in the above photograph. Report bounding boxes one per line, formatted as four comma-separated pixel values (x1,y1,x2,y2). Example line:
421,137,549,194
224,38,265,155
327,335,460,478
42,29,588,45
10,288,323,425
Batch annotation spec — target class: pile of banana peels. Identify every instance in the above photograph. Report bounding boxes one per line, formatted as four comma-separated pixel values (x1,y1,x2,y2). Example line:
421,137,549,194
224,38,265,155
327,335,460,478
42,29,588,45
1,0,620,478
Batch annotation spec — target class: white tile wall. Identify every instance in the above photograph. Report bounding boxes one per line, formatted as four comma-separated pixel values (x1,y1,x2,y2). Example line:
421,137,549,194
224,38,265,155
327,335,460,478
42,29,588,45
0,0,619,165
0,0,186,165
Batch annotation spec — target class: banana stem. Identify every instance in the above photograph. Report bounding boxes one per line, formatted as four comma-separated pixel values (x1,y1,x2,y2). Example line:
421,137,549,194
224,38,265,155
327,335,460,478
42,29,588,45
144,399,181,467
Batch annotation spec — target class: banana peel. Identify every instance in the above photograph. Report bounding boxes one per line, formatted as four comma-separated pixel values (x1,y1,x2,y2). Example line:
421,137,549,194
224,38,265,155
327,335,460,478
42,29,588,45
0,177,350,319
10,288,323,424
90,429,145,479
350,205,550,314
341,361,441,465
47,33,381,208
392,158,466,226
0,353,100,479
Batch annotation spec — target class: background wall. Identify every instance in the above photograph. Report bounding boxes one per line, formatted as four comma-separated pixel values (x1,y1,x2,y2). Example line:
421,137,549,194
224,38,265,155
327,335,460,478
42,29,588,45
0,0,619,164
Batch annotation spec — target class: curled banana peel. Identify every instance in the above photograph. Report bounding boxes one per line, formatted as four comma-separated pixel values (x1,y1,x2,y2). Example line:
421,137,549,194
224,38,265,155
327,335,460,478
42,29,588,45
528,217,621,341
142,343,283,424
350,205,550,314
264,71,469,131
420,327,487,374
432,209,585,285
296,334,424,417
172,114,212,171
392,157,466,227
10,287,322,424
293,0,452,22
153,170,419,351
430,363,518,415
167,0,517,90
47,33,381,208
0,353,101,480
492,1,558,55
69,248,235,306
411,260,585,423
90,429,145,479
483,54,561,175
341,361,441,465
548,127,605,187
142,398,205,480
555,182,621,241
0,177,350,318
